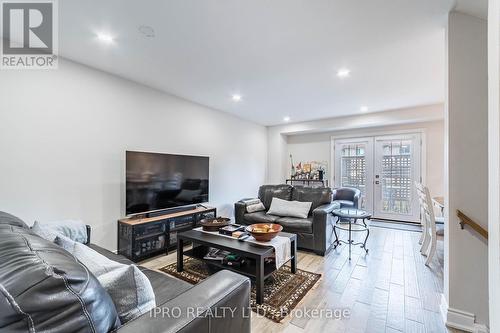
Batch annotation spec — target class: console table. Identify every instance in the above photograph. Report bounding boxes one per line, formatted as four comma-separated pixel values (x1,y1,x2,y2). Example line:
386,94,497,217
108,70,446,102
117,206,216,262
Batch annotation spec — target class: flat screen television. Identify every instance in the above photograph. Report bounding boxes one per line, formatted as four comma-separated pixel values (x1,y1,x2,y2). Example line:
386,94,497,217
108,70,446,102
126,151,209,215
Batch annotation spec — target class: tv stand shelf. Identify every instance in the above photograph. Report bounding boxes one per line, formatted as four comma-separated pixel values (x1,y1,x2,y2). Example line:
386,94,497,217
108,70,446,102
117,206,216,262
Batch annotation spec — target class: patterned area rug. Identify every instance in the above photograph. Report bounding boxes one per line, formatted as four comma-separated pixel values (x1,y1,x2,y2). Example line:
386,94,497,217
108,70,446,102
160,258,321,322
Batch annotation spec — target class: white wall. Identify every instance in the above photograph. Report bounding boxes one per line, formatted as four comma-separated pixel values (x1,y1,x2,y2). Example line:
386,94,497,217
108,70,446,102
0,59,268,251
444,11,489,331
286,120,445,198
488,0,500,331
267,104,444,185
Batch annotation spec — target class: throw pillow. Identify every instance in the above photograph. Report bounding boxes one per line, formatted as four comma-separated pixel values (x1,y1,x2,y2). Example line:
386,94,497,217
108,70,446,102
267,197,312,219
55,235,122,275
55,235,156,323
31,221,63,242
99,265,156,323
246,201,266,213
240,198,261,205
32,219,88,243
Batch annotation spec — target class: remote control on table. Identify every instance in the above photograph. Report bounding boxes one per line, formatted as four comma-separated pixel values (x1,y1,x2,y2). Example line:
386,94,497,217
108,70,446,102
237,232,250,241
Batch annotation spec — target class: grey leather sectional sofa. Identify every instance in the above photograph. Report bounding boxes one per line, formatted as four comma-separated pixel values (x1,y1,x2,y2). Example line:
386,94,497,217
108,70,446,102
0,211,250,333
235,184,341,255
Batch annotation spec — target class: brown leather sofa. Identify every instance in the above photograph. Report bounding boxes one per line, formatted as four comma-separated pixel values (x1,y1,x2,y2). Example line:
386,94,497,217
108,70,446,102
235,185,340,255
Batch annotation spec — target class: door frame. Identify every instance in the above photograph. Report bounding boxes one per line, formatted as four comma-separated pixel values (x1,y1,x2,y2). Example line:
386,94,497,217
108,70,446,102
331,128,427,222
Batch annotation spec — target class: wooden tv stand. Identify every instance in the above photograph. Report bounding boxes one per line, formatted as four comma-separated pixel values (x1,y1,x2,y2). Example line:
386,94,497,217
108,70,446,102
117,206,216,262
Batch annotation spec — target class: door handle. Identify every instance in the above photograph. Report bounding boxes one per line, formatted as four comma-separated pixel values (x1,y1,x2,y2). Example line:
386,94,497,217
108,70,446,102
375,181,380,185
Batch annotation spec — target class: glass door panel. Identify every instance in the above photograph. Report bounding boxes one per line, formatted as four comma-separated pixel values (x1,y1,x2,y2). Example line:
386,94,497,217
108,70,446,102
334,138,373,212
374,135,421,221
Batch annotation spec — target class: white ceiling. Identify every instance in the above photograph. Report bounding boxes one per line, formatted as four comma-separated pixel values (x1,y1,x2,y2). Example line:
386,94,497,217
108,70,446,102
54,1,468,125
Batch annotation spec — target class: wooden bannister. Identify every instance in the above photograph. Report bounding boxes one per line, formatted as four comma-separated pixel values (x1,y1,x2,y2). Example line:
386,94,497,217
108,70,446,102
457,210,488,240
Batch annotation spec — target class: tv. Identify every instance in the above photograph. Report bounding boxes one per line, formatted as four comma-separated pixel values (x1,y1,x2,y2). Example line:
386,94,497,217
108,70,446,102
126,151,209,215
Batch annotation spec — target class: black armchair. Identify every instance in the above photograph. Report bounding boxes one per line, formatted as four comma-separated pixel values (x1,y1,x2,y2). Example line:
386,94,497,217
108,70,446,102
332,187,361,209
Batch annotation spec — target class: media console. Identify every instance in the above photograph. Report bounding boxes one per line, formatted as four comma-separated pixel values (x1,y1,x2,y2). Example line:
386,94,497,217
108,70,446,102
117,206,217,262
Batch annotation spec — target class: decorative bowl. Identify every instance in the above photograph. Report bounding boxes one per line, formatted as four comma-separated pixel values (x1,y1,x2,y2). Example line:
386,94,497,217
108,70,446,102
200,217,231,232
245,223,283,242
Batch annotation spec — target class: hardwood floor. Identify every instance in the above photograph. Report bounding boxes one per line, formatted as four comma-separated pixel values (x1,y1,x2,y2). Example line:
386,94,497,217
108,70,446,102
141,224,463,333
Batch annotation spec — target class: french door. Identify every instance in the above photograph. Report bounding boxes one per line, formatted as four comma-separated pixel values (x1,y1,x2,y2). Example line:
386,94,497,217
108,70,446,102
333,137,374,211
334,133,422,222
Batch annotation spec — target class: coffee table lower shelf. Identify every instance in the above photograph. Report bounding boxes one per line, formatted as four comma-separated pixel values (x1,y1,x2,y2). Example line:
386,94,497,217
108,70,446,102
183,247,281,280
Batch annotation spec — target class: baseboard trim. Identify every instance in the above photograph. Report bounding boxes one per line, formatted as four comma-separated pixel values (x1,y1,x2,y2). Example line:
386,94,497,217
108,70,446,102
440,294,489,333
439,294,448,324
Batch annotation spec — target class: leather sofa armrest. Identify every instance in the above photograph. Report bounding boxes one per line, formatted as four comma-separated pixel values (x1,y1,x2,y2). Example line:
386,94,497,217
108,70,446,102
234,198,258,225
234,202,247,225
236,198,259,206
312,202,340,217
117,270,251,333
311,202,340,255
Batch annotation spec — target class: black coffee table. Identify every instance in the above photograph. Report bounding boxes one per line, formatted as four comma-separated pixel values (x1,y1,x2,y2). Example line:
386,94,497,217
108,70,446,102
332,208,371,260
177,229,297,304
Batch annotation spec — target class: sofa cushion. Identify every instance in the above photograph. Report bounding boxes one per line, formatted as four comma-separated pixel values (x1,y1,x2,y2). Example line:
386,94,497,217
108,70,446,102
276,217,313,234
0,211,28,228
258,184,293,210
99,264,157,323
31,220,63,242
291,186,333,214
0,225,120,333
56,235,123,275
142,269,192,306
267,197,312,219
55,236,156,323
246,201,266,213
244,211,280,224
89,244,193,306
33,219,88,243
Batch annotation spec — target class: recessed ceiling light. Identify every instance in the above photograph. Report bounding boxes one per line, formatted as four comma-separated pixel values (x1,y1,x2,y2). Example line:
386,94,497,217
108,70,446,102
232,94,242,102
337,68,351,78
97,33,114,43
360,106,369,112
283,116,291,122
